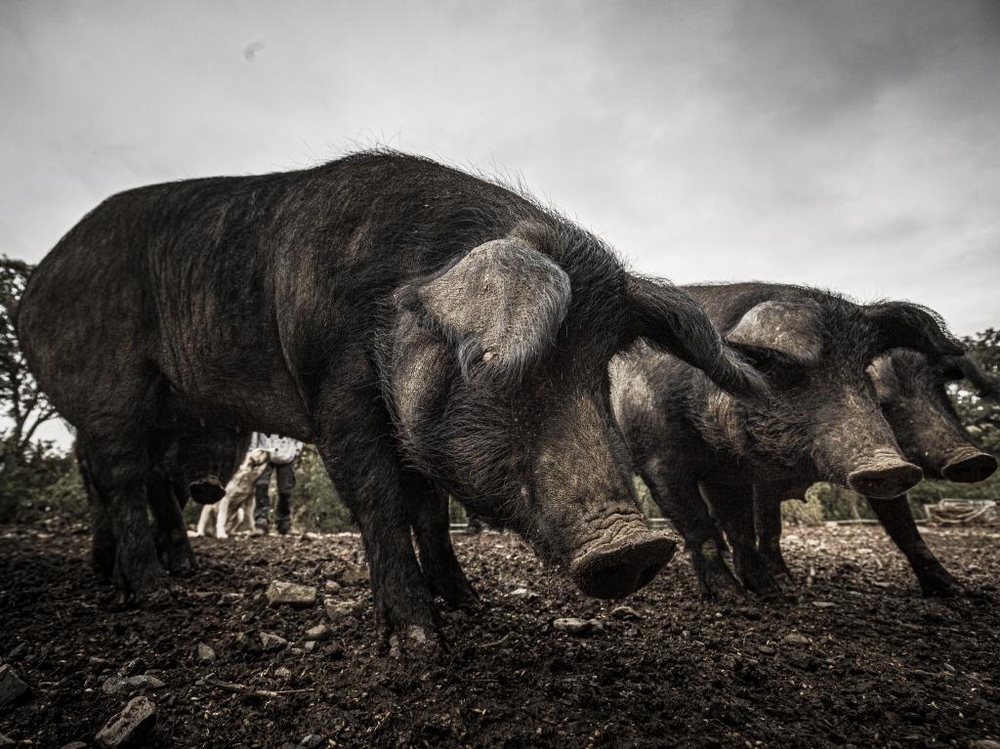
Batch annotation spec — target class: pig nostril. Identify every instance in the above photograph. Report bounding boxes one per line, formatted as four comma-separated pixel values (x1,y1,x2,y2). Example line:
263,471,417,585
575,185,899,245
941,453,998,483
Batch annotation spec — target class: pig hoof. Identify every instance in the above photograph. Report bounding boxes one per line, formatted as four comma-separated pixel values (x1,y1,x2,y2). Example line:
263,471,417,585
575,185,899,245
919,576,963,598
387,625,439,659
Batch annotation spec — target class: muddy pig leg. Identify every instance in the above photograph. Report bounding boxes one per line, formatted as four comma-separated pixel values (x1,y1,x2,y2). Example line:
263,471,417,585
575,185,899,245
641,462,744,600
702,482,782,598
753,487,793,580
867,494,963,597
408,484,478,609
147,476,197,576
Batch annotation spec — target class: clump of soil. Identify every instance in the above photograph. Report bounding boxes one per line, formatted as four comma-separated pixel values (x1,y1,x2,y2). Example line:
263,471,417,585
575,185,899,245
1,523,999,747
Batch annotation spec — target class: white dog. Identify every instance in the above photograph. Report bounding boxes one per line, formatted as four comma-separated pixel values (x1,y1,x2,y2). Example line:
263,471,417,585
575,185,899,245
196,448,271,538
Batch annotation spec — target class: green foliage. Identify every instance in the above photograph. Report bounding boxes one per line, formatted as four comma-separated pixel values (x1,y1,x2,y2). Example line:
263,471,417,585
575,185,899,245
0,441,87,524
779,492,825,526
289,444,356,533
951,328,1000,455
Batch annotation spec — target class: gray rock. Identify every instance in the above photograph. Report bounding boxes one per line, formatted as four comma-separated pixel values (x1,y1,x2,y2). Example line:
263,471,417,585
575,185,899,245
812,601,837,609
303,641,317,653
304,624,332,641
195,643,216,664
0,733,14,747
95,695,157,749
337,562,369,586
782,633,811,646
61,743,88,749
234,631,263,654
0,664,29,706
260,632,289,653
299,734,325,749
266,581,318,608
324,580,342,593
611,605,641,620
323,599,355,622
552,618,602,636
101,675,166,695
274,666,292,681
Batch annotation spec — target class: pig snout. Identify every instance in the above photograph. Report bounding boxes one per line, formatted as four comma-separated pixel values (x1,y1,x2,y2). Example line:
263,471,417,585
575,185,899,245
567,515,677,598
940,447,998,484
846,450,923,498
189,475,226,505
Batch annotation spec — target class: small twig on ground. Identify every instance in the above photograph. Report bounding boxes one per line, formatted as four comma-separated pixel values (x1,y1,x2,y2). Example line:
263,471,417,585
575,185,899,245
205,677,310,699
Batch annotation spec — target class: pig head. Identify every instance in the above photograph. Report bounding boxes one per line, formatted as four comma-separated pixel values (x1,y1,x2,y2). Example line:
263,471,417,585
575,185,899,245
380,224,768,598
868,350,997,483
706,289,964,499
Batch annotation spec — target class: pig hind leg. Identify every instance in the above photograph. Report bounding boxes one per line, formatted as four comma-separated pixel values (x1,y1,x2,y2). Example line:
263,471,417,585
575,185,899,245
753,489,793,580
701,482,782,598
641,464,744,600
147,475,197,576
867,495,963,597
78,453,115,583
408,484,478,609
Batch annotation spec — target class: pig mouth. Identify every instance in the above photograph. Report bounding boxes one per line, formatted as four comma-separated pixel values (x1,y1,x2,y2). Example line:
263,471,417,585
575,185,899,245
940,448,998,484
568,532,677,599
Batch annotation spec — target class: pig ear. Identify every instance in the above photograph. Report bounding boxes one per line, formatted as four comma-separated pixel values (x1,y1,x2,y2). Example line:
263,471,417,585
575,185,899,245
724,300,824,366
396,237,571,384
864,302,964,360
866,354,900,404
952,355,1000,401
626,275,770,403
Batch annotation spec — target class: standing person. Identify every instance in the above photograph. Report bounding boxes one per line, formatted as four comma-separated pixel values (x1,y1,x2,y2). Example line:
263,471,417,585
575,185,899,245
251,433,303,535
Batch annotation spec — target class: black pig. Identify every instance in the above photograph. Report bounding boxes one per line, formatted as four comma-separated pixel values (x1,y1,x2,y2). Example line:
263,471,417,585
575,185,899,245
754,350,998,597
611,282,963,599
17,152,767,651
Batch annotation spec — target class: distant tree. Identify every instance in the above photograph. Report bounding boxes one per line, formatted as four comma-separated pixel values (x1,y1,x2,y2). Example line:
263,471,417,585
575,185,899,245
0,256,57,478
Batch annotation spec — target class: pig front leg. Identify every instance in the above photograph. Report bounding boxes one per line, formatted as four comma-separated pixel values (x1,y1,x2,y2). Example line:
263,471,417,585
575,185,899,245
701,481,782,598
752,486,793,580
148,477,197,576
408,485,478,609
867,494,963,597
316,427,437,657
640,462,744,600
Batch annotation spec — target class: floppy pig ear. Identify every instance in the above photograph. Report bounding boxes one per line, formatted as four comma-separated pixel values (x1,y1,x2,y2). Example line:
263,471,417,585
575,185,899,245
396,237,571,384
626,275,769,403
866,354,900,404
725,300,824,366
864,302,964,361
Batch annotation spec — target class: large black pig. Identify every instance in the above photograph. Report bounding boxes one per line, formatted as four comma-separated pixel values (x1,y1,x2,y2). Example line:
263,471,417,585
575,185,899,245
611,282,963,599
754,350,998,597
16,151,768,651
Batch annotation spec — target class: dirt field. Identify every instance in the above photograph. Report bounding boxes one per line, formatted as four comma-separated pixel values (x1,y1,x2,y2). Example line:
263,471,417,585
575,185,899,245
1,521,999,748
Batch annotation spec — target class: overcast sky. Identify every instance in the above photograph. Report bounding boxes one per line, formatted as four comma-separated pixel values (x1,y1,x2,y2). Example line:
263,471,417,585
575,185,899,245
2,0,999,342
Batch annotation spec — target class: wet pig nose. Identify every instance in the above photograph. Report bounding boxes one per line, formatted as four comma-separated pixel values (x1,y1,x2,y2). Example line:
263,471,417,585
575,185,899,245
569,533,677,599
847,460,923,499
941,448,997,483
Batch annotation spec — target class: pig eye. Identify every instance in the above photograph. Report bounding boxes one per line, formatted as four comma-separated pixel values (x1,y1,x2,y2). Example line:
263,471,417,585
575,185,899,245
735,345,806,388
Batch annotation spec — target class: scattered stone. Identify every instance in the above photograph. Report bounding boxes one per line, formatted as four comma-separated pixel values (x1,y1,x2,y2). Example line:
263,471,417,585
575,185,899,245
611,605,641,620
337,562,369,586
95,695,157,749
324,580,342,593
782,633,811,646
116,658,145,677
195,643,216,664
266,581,318,607
304,624,332,641
323,599,355,622
274,666,292,681
0,664,30,706
218,592,244,605
757,645,776,655
101,674,166,695
553,618,602,636
812,601,836,609
89,656,112,668
304,641,317,653
234,631,263,654
0,733,14,747
298,734,325,749
260,632,289,653
61,742,88,749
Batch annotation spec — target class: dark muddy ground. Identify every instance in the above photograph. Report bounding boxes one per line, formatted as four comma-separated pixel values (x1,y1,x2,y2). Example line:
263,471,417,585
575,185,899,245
2,521,999,748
